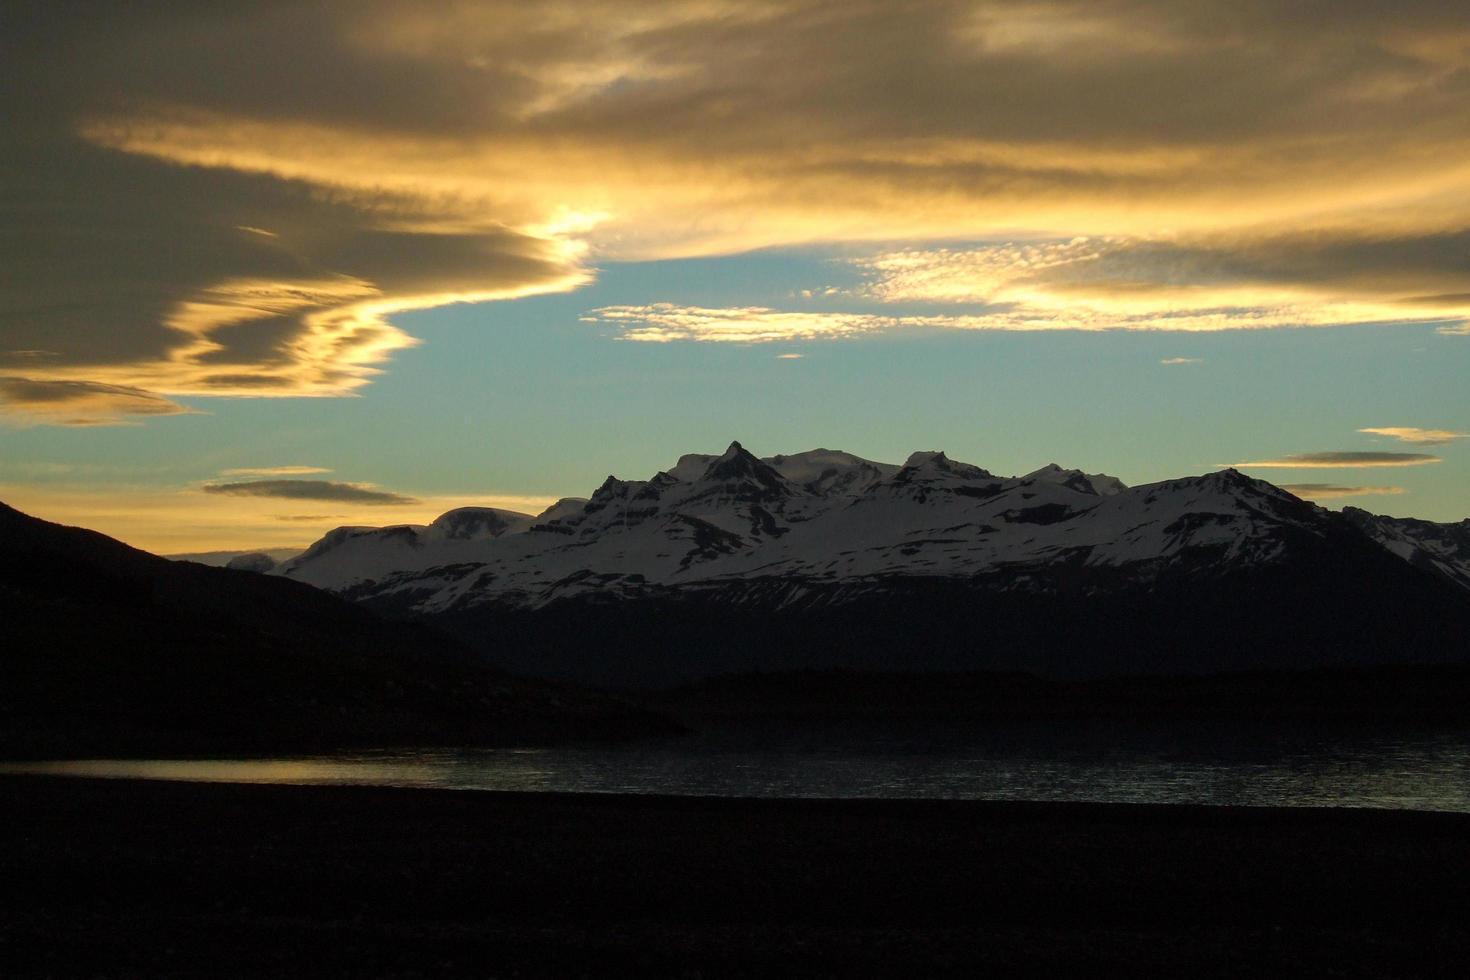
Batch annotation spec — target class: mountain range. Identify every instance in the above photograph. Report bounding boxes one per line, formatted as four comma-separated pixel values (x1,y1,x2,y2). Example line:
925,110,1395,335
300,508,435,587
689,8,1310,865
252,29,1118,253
260,442,1470,687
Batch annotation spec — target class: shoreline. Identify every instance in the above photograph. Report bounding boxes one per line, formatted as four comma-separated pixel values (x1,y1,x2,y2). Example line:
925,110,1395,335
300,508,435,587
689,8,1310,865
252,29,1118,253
5,774,1470,976
5,766,1470,817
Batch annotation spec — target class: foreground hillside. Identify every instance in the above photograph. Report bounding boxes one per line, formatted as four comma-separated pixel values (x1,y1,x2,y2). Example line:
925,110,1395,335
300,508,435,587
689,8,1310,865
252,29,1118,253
0,502,668,757
272,442,1470,687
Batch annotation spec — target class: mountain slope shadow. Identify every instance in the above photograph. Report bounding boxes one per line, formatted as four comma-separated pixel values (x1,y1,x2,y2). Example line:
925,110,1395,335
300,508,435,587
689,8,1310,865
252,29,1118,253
434,522,1470,689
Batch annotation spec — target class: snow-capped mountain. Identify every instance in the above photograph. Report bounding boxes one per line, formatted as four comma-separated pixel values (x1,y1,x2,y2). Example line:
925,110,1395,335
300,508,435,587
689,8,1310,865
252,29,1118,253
267,442,1470,686
277,441,1391,611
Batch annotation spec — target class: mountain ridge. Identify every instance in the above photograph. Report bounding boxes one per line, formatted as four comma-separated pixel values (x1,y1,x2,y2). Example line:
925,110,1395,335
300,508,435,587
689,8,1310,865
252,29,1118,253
273,444,1442,610
260,443,1470,686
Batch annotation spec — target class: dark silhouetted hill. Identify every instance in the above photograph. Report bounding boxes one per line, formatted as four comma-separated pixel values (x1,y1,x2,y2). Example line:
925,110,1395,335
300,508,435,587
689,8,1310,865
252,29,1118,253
0,502,670,757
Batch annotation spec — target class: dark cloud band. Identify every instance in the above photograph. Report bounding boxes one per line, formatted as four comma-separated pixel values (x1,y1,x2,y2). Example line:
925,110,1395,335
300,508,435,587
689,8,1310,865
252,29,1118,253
201,479,417,504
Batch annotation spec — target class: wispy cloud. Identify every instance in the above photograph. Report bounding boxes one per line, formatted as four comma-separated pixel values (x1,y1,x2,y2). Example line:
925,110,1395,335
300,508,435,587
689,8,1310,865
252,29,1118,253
219,465,333,477
1160,357,1203,365
201,479,418,504
1282,484,1407,500
588,296,1458,343
0,378,196,427
775,353,804,360
586,305,889,343
854,237,1470,334
1232,452,1443,469
1357,427,1468,446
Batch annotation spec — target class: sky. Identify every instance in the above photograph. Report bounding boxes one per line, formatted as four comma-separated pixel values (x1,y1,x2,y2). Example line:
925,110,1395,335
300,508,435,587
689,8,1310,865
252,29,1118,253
2,1,1467,552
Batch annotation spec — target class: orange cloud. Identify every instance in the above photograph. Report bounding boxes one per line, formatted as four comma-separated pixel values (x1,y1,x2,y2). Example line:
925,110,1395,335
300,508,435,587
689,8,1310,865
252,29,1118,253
854,237,1470,334
585,305,889,343
1357,427,1468,446
219,466,333,477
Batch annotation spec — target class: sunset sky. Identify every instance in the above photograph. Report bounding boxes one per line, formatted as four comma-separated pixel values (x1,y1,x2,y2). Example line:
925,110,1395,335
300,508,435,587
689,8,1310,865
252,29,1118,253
3,1,1467,552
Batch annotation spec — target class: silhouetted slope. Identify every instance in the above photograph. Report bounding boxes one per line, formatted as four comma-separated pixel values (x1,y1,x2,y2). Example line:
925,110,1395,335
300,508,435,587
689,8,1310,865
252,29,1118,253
0,502,668,756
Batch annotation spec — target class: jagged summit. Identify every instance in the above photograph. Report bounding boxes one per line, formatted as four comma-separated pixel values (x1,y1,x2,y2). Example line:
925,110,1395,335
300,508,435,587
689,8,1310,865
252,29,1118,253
701,440,759,478
690,441,803,502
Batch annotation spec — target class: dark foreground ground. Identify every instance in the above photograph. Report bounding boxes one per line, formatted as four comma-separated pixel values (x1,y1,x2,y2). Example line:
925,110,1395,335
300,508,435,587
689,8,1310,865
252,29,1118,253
3,776,1470,978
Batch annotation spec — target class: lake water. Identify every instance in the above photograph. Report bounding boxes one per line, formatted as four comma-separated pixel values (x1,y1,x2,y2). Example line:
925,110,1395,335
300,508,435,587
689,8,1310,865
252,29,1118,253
6,719,1470,811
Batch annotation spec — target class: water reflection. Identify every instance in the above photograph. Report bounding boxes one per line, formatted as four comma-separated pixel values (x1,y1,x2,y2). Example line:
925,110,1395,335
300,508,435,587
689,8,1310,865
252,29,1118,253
5,719,1470,811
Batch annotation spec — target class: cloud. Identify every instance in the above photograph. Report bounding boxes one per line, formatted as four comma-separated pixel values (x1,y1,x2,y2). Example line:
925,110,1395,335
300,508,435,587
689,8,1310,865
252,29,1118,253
853,235,1470,333
585,305,889,342
1357,426,1468,446
274,514,346,522
589,296,1460,342
200,479,418,504
1161,357,1203,365
775,353,804,360
10,0,1470,424
0,378,195,426
219,465,333,477
1232,452,1443,468
1282,484,1407,501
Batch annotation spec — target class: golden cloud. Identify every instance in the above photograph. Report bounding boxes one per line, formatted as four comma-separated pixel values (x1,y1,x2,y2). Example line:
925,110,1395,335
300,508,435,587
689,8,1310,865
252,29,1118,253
1357,427,1468,446
586,294,1464,341
854,236,1470,333
219,466,333,477
1232,452,1443,469
586,305,890,343
9,1,1470,424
